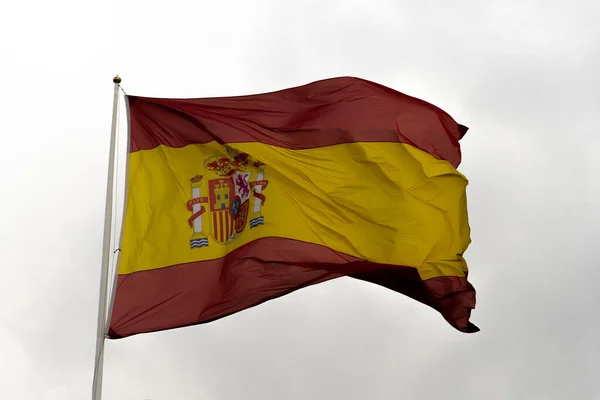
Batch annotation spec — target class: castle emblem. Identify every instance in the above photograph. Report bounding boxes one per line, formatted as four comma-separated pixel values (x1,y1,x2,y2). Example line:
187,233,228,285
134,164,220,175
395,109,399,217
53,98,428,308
186,148,268,249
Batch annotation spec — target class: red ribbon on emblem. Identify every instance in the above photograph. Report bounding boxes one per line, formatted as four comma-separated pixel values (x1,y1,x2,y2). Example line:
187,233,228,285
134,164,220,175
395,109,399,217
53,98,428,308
186,197,208,227
250,180,268,205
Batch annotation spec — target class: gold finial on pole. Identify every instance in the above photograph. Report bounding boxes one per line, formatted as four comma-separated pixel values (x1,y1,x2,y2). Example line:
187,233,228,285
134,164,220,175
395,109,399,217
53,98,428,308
113,75,121,84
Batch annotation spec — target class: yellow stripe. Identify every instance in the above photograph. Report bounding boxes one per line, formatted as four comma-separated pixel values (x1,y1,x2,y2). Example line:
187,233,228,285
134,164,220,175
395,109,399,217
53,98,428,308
119,141,471,280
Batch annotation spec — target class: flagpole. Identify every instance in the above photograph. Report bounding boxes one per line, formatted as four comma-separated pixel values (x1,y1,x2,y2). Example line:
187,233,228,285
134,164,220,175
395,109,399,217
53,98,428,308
105,89,132,340
92,75,121,400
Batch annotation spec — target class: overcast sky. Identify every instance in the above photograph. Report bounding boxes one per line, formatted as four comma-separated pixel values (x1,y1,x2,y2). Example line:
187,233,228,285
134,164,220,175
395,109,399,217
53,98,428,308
1,0,599,399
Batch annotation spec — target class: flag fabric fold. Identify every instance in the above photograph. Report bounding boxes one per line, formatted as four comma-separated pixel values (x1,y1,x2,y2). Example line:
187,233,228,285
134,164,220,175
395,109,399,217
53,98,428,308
108,76,477,339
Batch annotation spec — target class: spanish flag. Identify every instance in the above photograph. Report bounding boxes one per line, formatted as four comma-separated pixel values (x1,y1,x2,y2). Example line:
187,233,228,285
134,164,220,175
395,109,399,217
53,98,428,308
107,77,477,338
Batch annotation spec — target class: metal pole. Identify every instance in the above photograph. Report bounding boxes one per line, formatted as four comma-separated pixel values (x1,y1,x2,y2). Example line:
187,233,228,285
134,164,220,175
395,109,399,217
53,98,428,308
105,92,132,339
92,74,121,400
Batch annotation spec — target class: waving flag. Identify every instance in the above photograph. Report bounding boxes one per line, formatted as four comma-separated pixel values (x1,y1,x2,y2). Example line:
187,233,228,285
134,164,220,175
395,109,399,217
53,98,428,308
107,77,477,338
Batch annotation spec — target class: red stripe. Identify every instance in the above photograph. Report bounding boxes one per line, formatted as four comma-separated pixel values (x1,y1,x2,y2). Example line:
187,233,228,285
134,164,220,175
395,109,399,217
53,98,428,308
212,213,217,240
108,237,477,339
219,212,224,242
127,77,467,167
225,213,230,240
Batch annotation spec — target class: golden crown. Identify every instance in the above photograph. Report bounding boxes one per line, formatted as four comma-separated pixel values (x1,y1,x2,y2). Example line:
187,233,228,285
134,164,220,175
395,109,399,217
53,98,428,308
207,154,250,176
191,175,203,183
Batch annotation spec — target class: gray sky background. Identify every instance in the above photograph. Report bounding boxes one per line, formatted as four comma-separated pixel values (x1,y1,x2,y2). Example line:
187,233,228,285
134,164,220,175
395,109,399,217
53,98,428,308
1,0,599,399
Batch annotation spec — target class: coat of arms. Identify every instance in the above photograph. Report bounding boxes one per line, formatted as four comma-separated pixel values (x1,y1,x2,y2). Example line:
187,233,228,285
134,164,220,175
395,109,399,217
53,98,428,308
186,148,268,249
